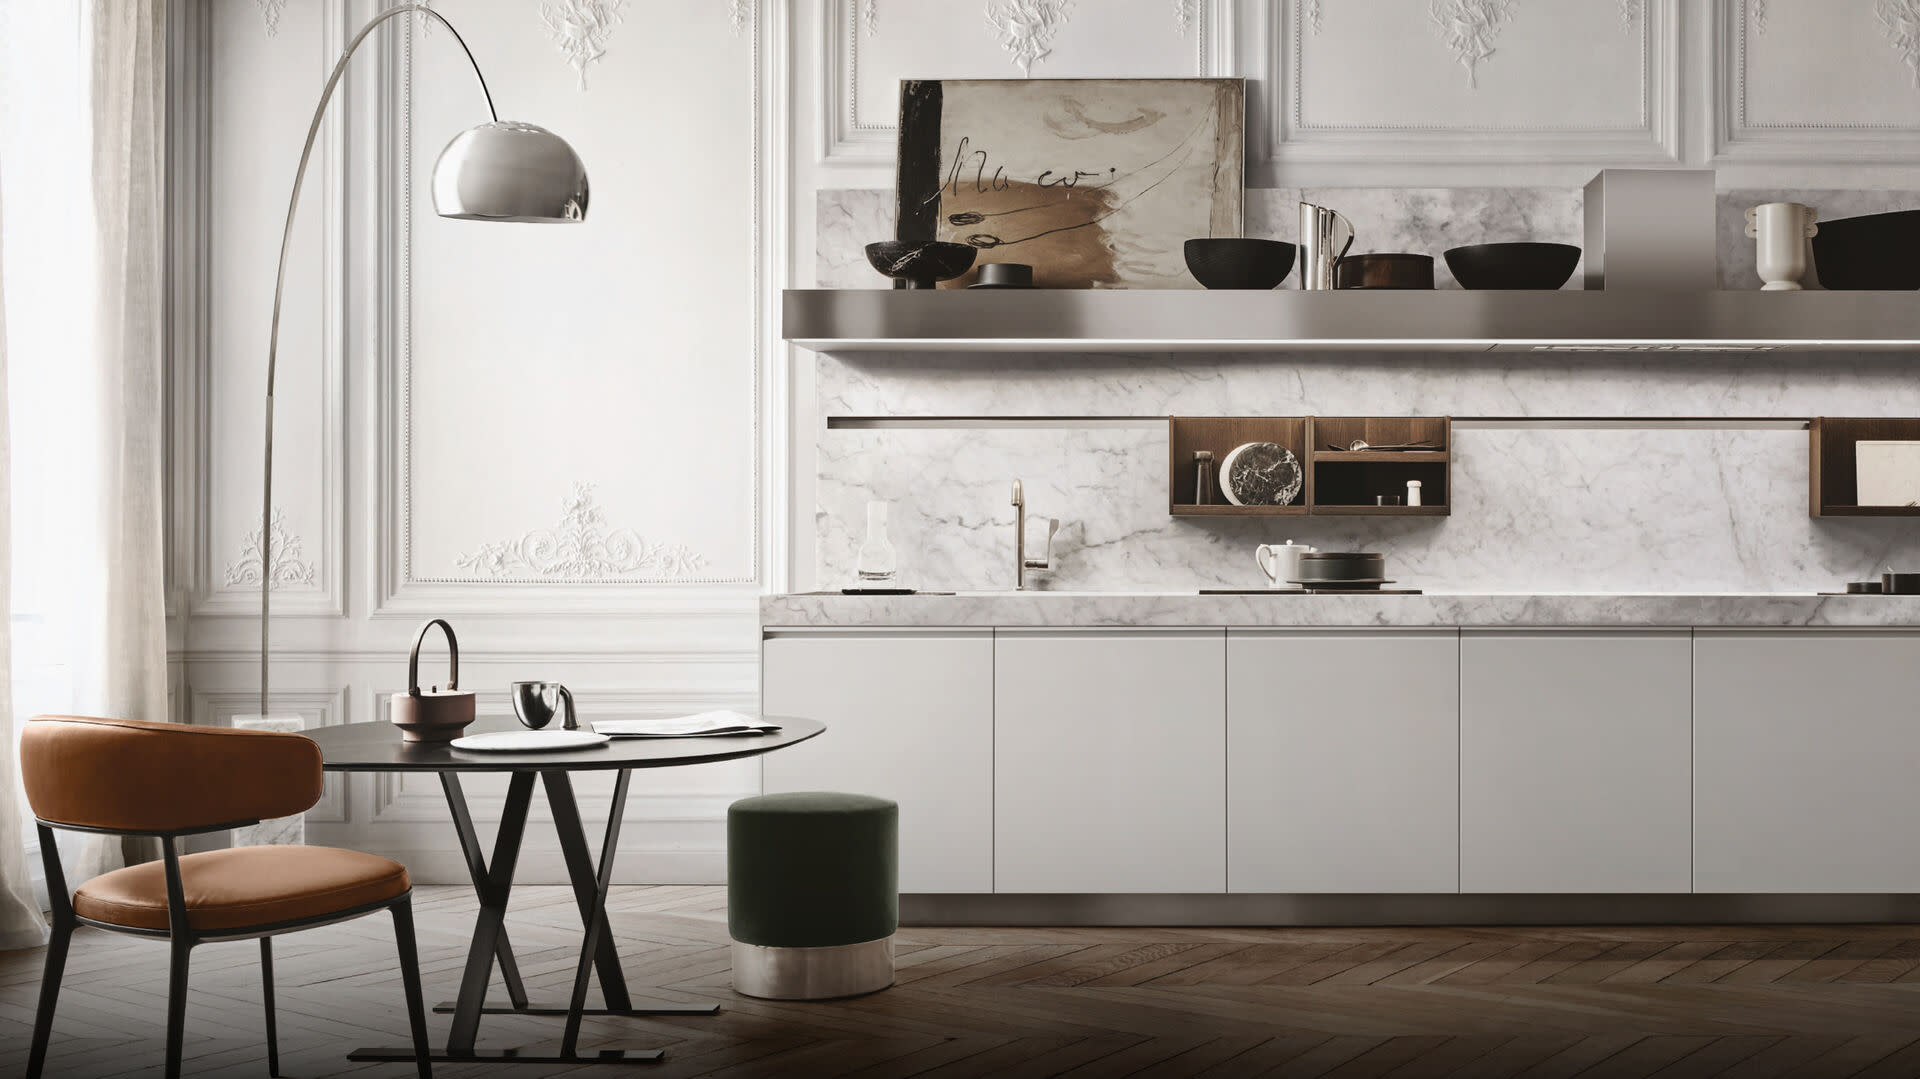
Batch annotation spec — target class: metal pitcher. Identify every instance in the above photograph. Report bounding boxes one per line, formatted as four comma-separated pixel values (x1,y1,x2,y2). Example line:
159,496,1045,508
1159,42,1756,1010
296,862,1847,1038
1298,201,1355,290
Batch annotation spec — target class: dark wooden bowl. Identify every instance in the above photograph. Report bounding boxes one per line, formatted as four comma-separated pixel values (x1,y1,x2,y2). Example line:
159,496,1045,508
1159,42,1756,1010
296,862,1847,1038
865,240,978,289
1812,210,1920,290
1444,242,1581,290
1184,238,1297,290
1336,253,1435,290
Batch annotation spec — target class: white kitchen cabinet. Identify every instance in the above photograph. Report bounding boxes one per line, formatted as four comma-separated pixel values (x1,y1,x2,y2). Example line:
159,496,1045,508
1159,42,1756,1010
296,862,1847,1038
762,631,994,893
1695,632,1920,893
1459,632,1692,893
994,630,1226,893
1227,631,1460,893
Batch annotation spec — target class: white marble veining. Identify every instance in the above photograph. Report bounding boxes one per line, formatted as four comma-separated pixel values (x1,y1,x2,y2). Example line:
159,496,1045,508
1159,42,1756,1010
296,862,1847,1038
230,715,306,848
817,422,1920,594
764,591,1920,629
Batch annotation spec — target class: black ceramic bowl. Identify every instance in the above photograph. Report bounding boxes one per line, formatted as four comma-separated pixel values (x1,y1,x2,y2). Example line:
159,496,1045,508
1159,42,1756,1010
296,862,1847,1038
1184,238,1297,290
864,240,978,289
1811,210,1920,290
1444,242,1582,290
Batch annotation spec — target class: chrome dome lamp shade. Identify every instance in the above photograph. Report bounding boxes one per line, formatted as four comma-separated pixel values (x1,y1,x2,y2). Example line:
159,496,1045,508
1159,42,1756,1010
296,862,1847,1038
433,120,589,223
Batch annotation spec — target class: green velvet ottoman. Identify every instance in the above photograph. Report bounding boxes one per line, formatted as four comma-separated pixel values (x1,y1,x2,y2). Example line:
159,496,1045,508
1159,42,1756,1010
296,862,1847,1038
728,791,898,999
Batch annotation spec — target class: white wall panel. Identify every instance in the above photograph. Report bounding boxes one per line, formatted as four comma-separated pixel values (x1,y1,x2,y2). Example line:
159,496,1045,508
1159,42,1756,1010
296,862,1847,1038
1715,0,1920,163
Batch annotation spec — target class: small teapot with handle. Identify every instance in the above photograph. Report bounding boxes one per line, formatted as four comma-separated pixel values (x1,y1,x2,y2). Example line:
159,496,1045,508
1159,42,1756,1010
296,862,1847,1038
390,618,477,743
1256,541,1317,588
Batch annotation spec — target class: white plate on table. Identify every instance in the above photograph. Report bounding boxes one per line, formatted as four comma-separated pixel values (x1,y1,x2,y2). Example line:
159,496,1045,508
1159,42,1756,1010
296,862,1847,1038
450,729,611,752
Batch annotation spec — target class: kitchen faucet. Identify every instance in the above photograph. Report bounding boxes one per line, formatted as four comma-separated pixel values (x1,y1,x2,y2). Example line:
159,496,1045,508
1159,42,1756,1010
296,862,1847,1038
1011,479,1058,590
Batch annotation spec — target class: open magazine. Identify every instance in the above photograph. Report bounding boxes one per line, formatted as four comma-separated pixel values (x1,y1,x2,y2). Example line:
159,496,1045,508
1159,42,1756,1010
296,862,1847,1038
592,711,782,738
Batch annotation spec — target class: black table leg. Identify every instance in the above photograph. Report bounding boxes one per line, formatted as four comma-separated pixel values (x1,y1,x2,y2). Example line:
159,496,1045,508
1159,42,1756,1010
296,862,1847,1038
431,772,530,1011
348,767,676,1066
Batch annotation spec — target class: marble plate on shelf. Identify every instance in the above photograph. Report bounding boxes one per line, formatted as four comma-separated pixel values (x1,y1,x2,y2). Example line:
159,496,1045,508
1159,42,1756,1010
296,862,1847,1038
450,730,611,752
1220,442,1304,506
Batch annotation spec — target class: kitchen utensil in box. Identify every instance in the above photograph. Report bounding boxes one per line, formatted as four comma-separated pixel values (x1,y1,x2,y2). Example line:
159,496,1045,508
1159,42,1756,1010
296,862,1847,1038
390,618,476,743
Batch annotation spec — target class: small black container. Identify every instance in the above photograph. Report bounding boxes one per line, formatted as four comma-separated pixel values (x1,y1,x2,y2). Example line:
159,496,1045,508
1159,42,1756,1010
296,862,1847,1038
1445,242,1582,290
1184,238,1297,290
1884,572,1920,595
968,262,1035,289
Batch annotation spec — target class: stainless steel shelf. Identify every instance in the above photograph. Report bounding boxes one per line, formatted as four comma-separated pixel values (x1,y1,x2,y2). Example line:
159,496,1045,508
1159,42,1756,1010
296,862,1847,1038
783,289,1920,353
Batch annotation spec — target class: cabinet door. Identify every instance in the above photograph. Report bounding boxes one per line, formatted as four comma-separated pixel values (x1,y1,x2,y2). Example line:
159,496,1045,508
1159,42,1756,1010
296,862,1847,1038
1228,631,1459,893
994,630,1226,894
1695,632,1920,893
762,631,993,893
1460,632,1692,893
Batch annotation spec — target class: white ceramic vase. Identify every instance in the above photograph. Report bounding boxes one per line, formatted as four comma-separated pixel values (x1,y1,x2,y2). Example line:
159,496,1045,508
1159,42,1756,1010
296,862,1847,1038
1745,202,1819,291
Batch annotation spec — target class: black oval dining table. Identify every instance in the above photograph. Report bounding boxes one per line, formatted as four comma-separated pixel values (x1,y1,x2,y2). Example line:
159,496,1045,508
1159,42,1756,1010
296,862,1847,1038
304,714,825,1068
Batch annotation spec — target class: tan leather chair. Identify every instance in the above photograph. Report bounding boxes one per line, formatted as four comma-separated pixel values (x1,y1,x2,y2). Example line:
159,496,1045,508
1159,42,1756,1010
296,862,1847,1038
20,715,432,1079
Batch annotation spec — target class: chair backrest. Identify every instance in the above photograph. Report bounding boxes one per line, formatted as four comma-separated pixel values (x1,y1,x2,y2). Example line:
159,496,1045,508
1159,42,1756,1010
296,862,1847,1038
21,715,323,834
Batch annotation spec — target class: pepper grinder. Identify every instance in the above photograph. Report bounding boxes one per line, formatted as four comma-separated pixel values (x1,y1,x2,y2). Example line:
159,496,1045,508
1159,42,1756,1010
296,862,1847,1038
1193,451,1216,506
1407,479,1423,507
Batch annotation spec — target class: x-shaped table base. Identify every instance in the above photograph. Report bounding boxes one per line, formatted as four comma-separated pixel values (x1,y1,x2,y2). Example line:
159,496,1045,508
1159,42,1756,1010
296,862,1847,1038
349,768,709,1066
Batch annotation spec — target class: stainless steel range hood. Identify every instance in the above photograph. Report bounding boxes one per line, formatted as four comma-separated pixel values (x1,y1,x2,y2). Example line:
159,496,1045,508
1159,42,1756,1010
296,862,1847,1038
781,288,1920,354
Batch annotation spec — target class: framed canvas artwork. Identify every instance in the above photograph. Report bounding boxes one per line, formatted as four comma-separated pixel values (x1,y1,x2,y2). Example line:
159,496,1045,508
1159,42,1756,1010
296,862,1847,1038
894,78,1245,290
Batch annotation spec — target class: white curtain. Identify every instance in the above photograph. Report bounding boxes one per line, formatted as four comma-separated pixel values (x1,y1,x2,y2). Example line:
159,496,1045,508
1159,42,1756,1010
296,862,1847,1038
0,0,169,904
0,175,49,951
64,0,171,880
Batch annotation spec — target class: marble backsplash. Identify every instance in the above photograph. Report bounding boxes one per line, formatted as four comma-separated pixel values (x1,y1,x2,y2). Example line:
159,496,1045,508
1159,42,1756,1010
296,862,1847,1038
811,352,1920,594
809,185,1920,594
818,186,1918,290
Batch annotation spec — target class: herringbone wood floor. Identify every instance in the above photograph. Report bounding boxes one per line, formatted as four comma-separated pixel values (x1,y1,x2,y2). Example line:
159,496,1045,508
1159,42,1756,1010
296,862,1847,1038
8,887,1920,1078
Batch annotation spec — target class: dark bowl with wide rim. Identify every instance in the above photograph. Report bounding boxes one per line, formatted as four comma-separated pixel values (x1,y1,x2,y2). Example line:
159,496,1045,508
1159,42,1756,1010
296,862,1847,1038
1811,210,1920,290
1444,242,1582,290
1185,238,1298,290
865,240,979,289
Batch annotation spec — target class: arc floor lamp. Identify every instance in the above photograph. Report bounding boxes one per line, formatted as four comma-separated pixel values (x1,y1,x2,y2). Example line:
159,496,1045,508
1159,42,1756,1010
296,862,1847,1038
252,3,587,717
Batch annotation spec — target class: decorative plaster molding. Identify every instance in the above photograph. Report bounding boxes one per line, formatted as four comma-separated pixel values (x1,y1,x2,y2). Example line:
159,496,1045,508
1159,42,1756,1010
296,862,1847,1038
224,508,317,590
540,0,625,90
1429,0,1515,89
1882,0,1920,87
1621,0,1641,33
861,0,879,36
1750,0,1767,35
1304,0,1324,35
255,0,287,37
1717,0,1920,161
985,0,1073,77
729,0,753,36
453,483,708,581
1175,0,1198,35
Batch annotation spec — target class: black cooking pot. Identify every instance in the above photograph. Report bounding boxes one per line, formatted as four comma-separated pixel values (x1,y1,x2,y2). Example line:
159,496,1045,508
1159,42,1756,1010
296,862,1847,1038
1293,552,1387,583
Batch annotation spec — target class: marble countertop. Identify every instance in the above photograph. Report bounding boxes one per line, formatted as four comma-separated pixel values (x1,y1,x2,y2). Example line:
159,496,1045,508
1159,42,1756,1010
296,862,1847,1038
762,591,1920,629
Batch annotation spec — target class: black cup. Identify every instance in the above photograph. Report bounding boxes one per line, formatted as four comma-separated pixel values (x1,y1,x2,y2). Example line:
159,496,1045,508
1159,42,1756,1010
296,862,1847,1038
969,262,1035,289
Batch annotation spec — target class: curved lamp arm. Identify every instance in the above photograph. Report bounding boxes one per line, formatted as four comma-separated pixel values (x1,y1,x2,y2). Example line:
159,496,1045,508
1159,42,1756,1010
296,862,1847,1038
258,4,495,715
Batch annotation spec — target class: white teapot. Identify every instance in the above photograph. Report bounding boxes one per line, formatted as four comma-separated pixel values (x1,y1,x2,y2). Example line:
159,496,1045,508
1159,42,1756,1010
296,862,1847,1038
1255,541,1317,588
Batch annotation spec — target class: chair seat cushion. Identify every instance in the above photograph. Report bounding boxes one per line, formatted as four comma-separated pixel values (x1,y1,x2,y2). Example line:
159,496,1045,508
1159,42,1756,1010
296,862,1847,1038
74,845,409,932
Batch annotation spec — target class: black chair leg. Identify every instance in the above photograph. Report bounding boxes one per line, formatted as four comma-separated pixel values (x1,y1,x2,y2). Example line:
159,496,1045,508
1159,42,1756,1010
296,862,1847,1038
26,918,71,1079
260,937,280,1077
165,936,192,1079
391,899,433,1079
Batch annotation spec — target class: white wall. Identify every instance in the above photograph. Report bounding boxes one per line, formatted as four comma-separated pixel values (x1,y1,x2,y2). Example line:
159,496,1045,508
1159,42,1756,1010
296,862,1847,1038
172,0,1920,881
171,0,778,883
